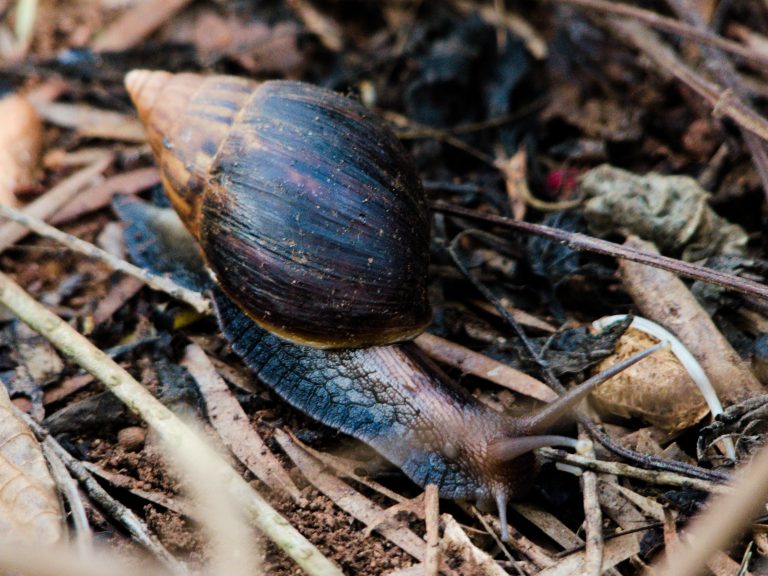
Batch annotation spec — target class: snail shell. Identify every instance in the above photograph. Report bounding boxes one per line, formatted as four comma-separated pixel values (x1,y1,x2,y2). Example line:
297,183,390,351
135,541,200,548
125,70,431,349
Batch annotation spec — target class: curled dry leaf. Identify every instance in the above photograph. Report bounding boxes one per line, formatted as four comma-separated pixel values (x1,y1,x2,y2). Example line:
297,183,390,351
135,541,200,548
0,385,63,545
590,328,710,432
581,164,748,261
0,93,42,205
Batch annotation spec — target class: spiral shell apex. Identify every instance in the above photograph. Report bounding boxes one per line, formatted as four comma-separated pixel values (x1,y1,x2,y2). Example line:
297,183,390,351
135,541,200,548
125,70,432,349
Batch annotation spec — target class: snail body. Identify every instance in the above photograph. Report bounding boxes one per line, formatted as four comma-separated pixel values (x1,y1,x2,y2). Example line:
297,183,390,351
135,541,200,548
125,71,656,540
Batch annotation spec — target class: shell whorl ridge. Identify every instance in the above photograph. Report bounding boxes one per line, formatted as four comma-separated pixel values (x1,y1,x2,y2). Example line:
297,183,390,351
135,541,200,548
126,70,432,349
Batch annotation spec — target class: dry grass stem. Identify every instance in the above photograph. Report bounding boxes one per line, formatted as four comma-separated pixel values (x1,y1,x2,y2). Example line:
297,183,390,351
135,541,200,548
40,442,93,555
654,441,768,575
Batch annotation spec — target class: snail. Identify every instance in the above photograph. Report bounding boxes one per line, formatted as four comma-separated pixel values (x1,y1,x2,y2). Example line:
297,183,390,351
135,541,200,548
125,70,658,540
125,70,430,350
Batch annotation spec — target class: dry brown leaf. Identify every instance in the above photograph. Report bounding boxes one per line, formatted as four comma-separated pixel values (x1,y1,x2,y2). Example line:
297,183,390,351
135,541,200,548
415,332,556,402
0,385,63,544
50,167,159,226
512,504,583,549
0,93,42,206
590,328,710,432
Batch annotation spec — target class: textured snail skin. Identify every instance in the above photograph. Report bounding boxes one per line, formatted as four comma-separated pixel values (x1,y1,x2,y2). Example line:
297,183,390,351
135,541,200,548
212,289,537,504
126,70,431,349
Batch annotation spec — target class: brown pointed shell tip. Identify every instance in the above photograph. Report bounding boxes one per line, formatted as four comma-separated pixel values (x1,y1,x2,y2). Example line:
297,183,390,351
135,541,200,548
124,69,180,159
124,69,170,111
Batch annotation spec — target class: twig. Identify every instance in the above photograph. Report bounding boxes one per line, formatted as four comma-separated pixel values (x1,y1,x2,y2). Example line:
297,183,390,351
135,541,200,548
0,271,343,576
539,448,726,493
432,201,768,301
610,18,768,144
414,332,557,402
619,236,762,404
40,443,92,557
663,0,768,204
550,0,768,70
578,435,603,576
0,203,211,314
17,408,184,573
424,485,440,576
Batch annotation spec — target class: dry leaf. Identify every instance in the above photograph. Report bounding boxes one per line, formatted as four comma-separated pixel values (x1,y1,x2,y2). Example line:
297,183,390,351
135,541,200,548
0,384,63,544
0,93,42,205
582,164,748,260
590,328,709,432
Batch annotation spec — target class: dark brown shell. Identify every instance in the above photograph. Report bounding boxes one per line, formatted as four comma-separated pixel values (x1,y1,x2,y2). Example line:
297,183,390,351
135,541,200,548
125,70,431,349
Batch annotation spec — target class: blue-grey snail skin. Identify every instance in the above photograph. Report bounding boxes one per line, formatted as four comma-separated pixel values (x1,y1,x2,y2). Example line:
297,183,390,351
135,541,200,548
126,70,650,541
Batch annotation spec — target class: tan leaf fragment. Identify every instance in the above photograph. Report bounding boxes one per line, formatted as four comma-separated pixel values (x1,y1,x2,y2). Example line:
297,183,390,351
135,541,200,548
0,385,63,544
0,93,42,206
590,328,710,432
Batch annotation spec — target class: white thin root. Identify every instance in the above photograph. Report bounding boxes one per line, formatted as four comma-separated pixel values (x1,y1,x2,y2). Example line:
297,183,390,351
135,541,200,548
593,315,735,460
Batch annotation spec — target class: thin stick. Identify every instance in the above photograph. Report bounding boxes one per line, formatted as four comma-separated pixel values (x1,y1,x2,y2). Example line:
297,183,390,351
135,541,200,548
578,435,603,576
0,203,210,314
424,485,440,576
0,271,343,576
539,448,726,493
18,409,184,573
432,201,768,301
0,157,110,253
40,443,93,557
663,0,768,204
552,0,768,70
